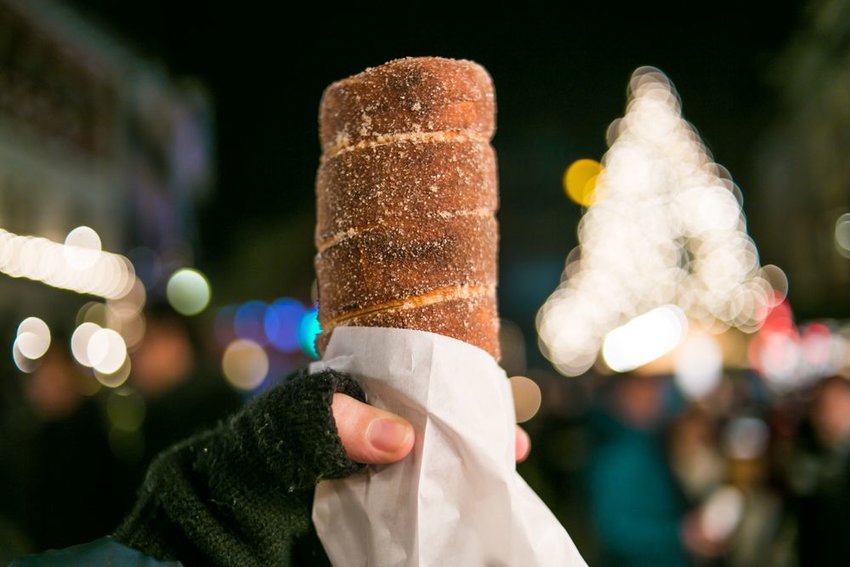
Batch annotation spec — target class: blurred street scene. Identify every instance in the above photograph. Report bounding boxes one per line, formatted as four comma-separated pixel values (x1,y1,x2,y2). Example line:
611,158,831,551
1,1,850,565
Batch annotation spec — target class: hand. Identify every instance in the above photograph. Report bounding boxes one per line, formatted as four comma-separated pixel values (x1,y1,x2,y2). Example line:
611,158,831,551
332,393,532,465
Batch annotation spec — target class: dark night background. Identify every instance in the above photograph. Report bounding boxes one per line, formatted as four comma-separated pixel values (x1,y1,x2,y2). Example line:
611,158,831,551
62,1,827,357
7,2,850,562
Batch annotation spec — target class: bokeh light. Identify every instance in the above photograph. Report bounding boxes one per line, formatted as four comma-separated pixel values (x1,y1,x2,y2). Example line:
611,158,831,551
106,277,148,351
800,322,833,369
835,212,850,258
87,328,128,374
700,485,744,543
0,228,135,299
222,339,269,390
71,322,101,367
12,340,39,373
107,306,147,352
298,306,322,359
564,159,602,207
63,225,102,270
746,299,848,391
756,330,802,392
724,417,769,461
95,355,132,389
674,333,723,400
510,375,542,423
264,298,306,352
538,67,777,376
166,268,211,316
77,301,109,327
15,317,51,360
602,305,688,373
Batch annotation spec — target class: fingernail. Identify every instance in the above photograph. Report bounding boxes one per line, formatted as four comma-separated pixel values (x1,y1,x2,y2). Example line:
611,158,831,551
368,418,411,452
516,427,531,463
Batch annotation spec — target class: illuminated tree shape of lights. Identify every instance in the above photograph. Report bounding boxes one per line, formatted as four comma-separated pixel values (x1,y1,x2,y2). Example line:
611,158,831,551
537,67,780,377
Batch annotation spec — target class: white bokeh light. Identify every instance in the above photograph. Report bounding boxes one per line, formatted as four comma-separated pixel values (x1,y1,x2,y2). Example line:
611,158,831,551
602,305,688,373
12,341,39,373
538,67,775,376
87,328,127,374
71,322,102,367
674,333,723,400
0,228,135,299
15,317,51,360
63,226,102,270
701,485,744,543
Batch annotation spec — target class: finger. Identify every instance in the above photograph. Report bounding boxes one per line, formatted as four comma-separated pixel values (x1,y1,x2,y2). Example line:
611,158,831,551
332,393,415,465
515,425,531,463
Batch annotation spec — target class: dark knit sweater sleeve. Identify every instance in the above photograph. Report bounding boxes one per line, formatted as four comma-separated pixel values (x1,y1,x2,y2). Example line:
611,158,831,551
112,369,365,567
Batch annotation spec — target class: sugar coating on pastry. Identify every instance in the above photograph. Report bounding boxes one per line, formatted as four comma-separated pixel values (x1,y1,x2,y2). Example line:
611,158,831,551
319,57,496,154
315,56,500,359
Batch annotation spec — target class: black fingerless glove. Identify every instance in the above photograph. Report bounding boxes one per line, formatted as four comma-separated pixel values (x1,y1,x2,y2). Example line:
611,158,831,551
113,369,364,567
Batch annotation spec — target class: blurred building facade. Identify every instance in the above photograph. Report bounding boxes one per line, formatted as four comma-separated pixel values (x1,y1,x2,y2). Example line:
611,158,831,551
0,0,218,558
0,0,213,325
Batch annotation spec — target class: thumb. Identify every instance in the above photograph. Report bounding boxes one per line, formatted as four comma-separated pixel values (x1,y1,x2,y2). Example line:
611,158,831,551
332,393,415,464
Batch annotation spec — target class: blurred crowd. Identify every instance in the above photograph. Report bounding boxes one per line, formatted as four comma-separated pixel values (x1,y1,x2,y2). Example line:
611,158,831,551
525,366,850,567
0,304,243,561
2,311,850,566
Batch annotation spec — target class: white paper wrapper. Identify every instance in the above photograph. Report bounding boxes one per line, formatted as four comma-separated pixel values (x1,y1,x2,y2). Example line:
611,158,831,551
311,326,587,566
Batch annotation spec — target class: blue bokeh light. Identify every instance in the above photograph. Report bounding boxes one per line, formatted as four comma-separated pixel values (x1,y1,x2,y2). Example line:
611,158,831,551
234,300,268,344
264,297,306,352
298,306,322,360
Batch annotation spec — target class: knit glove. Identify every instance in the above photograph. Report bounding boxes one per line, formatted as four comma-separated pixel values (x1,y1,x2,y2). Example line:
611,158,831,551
113,368,365,566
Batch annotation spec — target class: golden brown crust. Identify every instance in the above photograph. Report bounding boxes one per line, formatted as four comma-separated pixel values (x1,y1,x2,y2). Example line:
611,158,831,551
319,57,496,153
315,293,500,360
316,216,497,321
315,139,497,246
315,57,500,359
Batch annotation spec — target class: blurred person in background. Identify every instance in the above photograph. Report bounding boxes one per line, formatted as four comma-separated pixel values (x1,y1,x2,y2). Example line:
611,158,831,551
0,303,244,556
668,407,726,508
781,375,850,566
12,367,536,564
670,396,786,566
586,372,726,566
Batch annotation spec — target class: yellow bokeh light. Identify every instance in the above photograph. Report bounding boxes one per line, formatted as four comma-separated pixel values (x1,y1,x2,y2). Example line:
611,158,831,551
510,375,542,423
563,158,603,207
222,339,268,391
95,356,132,389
